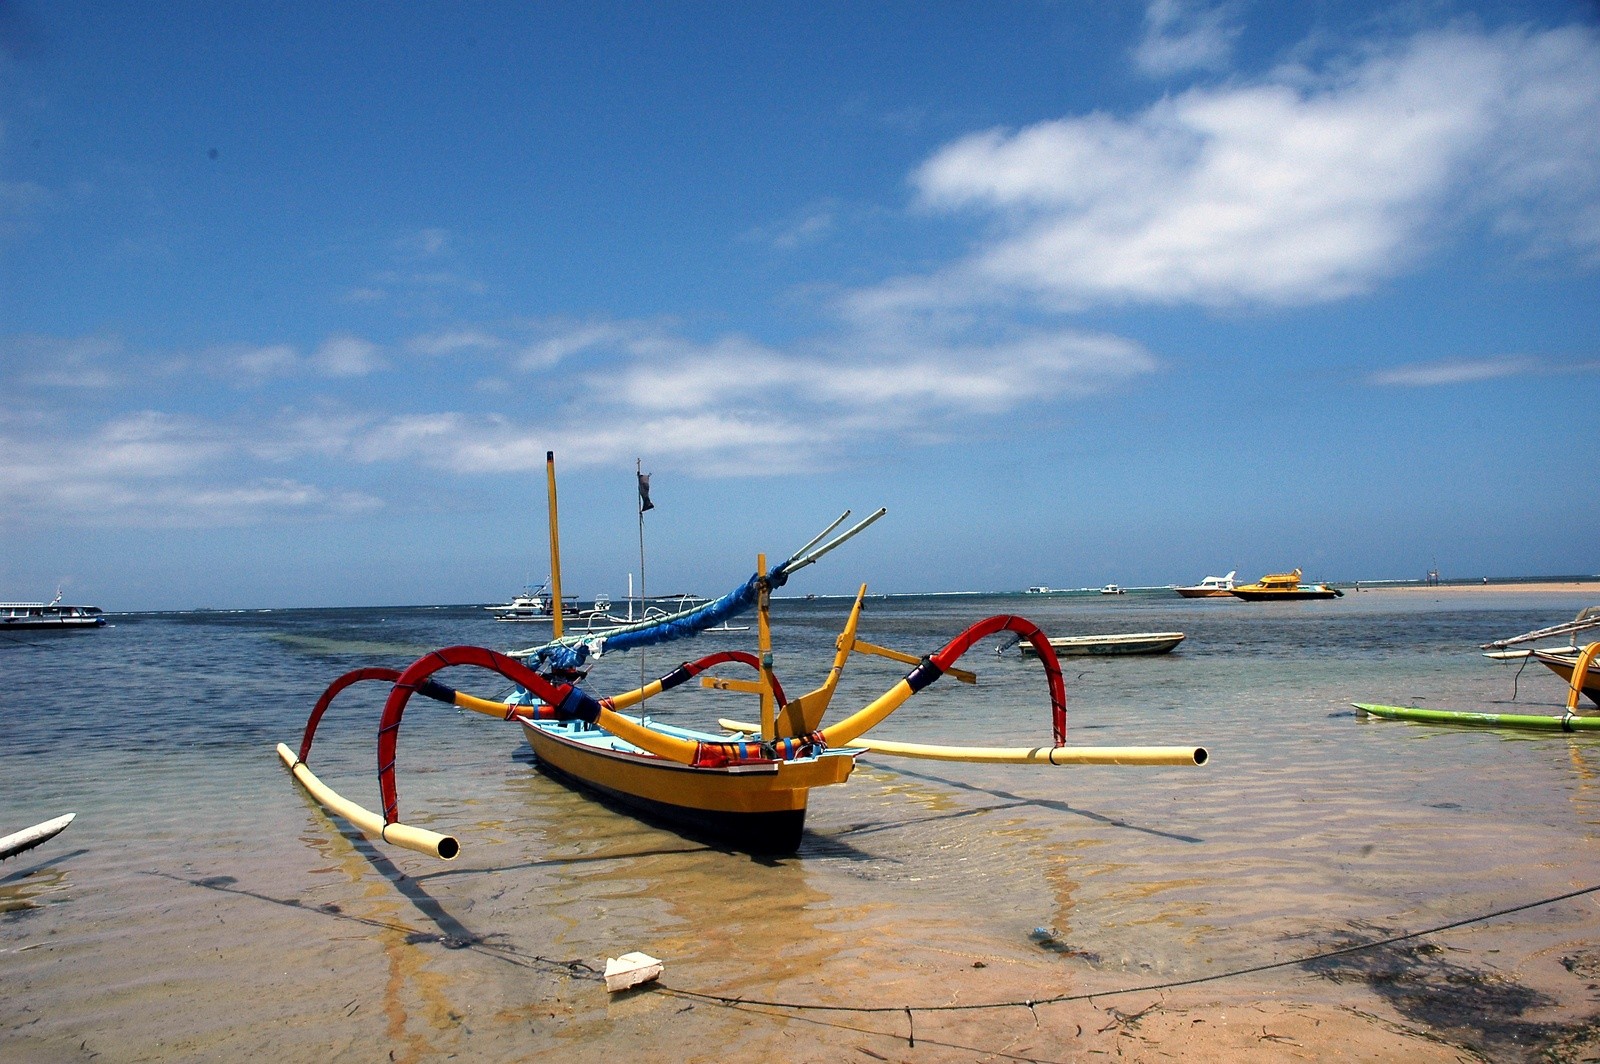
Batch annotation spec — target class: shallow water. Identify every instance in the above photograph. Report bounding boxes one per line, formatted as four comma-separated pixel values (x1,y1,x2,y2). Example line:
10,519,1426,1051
3,590,1600,1061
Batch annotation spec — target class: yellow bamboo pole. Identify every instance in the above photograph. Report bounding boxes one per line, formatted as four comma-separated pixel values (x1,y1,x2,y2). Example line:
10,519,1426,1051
850,736,1208,766
717,720,1205,766
276,743,460,860
757,554,775,740
776,585,866,736
816,678,918,748
589,708,703,763
1568,640,1600,711
545,451,565,641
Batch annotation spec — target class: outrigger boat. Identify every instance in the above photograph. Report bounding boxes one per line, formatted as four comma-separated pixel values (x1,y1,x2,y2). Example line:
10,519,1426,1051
278,454,1208,858
1355,641,1600,732
1480,607,1600,707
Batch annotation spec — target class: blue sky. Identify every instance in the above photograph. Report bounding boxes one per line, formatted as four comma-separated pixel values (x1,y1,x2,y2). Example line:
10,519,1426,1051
2,1,1597,610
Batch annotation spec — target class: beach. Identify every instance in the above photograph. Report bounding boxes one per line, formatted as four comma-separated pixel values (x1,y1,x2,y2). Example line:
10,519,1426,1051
1355,580,1600,596
4,587,1600,1062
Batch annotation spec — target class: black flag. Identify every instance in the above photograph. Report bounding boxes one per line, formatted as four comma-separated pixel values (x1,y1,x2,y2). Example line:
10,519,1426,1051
637,472,654,512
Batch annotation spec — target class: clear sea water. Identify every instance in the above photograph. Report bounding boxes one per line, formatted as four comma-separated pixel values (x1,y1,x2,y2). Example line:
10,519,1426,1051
4,587,1599,1061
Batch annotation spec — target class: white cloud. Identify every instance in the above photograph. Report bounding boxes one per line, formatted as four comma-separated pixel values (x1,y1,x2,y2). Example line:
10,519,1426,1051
215,342,299,380
1134,0,1242,77
0,410,382,528
405,329,504,356
515,320,653,370
1368,356,1599,387
264,317,1158,476
311,335,384,377
3,333,125,388
894,23,1600,313
745,204,839,250
395,227,452,259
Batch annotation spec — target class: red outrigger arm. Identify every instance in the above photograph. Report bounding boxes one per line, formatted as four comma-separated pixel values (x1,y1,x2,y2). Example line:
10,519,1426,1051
929,614,1067,745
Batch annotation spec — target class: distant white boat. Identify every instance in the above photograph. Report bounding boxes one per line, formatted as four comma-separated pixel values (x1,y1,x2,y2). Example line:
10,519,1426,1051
1019,632,1186,657
1099,584,1125,595
1174,571,1237,598
2,592,106,630
486,584,583,623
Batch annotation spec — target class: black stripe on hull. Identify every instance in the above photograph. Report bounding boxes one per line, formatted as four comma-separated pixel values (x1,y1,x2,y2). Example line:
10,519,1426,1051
532,758,808,855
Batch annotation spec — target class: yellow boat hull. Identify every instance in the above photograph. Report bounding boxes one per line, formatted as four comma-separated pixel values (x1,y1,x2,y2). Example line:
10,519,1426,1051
521,720,858,853
1533,648,1600,706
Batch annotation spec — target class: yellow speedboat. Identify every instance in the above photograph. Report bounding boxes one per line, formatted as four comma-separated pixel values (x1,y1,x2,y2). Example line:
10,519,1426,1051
1230,568,1343,601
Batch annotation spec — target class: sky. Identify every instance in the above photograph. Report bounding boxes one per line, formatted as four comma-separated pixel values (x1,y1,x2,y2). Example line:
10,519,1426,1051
2,1,1598,610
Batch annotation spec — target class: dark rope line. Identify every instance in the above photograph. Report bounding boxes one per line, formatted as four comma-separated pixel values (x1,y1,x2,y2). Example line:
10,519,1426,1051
656,879,1600,1016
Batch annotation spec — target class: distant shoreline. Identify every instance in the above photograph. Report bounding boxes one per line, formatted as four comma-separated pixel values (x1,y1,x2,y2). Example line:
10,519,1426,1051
1348,579,1600,595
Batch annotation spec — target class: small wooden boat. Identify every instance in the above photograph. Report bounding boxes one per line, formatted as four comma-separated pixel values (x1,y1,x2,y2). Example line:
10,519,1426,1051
0,812,75,861
1230,569,1342,601
1019,632,1186,657
1174,571,1236,598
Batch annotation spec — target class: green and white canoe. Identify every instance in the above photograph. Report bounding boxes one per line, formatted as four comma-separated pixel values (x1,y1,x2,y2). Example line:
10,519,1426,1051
1353,703,1600,732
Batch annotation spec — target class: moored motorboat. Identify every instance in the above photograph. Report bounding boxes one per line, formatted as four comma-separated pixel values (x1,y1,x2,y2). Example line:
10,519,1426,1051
1,594,106,629
1019,631,1185,657
1099,584,1125,595
1174,571,1237,598
1230,569,1342,601
486,584,583,622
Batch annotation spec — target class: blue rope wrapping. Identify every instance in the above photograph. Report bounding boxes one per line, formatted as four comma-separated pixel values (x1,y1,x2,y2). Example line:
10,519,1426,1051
517,569,789,675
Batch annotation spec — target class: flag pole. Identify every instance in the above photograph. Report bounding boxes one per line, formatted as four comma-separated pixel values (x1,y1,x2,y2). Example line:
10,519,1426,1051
636,459,651,699
546,451,565,641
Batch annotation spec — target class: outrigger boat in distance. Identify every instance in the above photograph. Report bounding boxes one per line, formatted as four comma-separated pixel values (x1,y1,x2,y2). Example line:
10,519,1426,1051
277,453,1208,859
1174,572,1236,598
1018,632,1186,657
1229,569,1343,601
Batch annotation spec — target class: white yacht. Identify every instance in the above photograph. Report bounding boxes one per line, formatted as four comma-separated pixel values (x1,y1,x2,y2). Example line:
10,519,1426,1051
2,593,107,629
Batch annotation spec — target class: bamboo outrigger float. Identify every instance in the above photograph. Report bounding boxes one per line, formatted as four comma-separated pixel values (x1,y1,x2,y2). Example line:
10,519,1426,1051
1355,640,1600,732
278,454,1209,858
